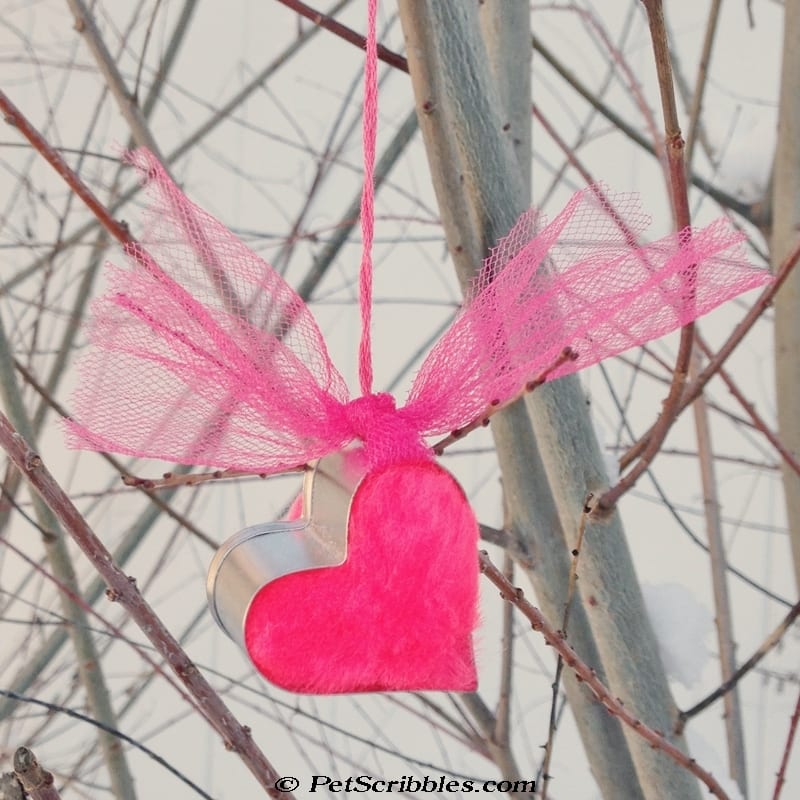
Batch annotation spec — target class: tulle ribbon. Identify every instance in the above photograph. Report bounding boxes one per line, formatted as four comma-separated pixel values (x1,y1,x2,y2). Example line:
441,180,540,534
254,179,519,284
65,149,771,471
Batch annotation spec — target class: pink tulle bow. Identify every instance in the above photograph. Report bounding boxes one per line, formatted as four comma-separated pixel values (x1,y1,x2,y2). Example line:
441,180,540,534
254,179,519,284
65,149,772,470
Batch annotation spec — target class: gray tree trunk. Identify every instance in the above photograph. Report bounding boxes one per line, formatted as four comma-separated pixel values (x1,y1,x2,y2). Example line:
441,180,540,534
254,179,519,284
773,0,800,592
397,3,701,798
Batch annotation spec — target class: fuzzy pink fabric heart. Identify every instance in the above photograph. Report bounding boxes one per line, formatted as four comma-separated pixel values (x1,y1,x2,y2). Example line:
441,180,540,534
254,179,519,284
244,460,479,693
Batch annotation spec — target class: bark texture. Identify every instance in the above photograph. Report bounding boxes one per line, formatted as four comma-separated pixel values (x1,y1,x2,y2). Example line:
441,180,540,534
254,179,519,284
773,0,800,592
397,3,701,798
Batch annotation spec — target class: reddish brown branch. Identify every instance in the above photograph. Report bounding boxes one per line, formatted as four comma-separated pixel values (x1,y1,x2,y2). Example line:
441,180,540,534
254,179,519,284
121,466,305,490
13,748,61,800
0,410,293,799
273,0,408,72
596,0,697,513
478,550,733,800
773,686,800,800
0,90,134,248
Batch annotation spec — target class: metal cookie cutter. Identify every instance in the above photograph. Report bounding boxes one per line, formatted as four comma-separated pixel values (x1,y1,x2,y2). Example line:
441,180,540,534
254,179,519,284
206,450,366,649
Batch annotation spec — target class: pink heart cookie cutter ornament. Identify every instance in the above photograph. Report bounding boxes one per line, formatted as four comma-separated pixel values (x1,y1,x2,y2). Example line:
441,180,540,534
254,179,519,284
207,447,479,693
64,0,773,696
207,450,479,694
64,149,771,694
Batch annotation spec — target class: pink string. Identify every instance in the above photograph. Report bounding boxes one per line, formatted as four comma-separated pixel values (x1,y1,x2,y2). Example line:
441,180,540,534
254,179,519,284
357,0,378,396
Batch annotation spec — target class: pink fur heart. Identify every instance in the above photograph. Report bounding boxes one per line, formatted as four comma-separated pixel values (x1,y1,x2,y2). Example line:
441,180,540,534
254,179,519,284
244,459,479,693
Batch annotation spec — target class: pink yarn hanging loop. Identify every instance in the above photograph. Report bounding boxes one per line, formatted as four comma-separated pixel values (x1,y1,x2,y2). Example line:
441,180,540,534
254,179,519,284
357,0,379,396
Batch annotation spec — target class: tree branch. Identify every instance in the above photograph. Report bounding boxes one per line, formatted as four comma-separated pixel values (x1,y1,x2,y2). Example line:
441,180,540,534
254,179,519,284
479,551,733,800
0,410,293,799
13,748,62,800
678,599,800,727
620,237,800,472
273,0,408,72
596,0,694,514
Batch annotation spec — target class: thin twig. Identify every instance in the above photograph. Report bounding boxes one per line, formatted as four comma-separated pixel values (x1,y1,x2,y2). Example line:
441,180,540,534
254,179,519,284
68,0,250,322
677,598,800,729
539,500,591,800
12,357,219,549
0,421,219,725
535,697,567,796
272,0,409,72
4,698,213,799
66,0,164,157
620,237,800,472
710,357,800,477
272,63,365,275
595,0,694,514
684,0,723,167
30,0,199,437
297,108,418,300
391,695,488,757
3,85,282,473
478,550,732,800
552,3,664,162
530,32,756,223
0,90,134,248
615,349,761,432
132,0,165,103
431,347,578,455
607,444,777,471
683,5,751,770
0,467,216,720
0,410,294,799
58,607,209,794
458,693,532,797
2,0,353,296
538,2,639,208
121,467,300,490
539,660,564,800
689,350,748,795
5,9,196,558
494,550,514,750
0,502,207,698
772,685,800,800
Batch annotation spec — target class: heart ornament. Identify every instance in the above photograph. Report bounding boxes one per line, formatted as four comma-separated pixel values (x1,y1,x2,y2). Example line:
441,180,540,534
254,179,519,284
66,149,770,694
208,450,480,694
